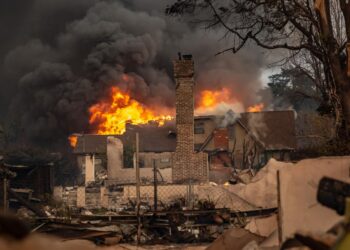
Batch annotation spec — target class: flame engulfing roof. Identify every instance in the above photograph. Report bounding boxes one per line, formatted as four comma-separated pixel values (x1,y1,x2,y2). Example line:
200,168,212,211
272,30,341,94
73,111,296,154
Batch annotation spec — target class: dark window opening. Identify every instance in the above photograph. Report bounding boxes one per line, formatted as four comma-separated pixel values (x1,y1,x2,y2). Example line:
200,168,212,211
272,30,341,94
194,127,205,134
194,122,205,134
139,158,145,168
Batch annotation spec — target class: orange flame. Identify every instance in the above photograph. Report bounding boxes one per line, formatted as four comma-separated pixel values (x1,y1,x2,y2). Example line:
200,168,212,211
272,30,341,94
247,103,264,112
195,88,243,115
89,87,172,135
68,135,78,148
198,88,232,108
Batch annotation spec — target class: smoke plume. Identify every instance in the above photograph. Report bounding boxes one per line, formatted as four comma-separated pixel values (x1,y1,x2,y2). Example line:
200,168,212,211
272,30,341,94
0,0,266,148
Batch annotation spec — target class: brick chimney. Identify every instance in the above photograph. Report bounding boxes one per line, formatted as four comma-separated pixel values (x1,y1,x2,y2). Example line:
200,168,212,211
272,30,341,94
172,55,208,183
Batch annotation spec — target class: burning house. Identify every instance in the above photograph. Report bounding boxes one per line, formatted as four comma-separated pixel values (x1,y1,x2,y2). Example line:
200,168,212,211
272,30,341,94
70,56,296,187
73,124,176,185
72,55,210,185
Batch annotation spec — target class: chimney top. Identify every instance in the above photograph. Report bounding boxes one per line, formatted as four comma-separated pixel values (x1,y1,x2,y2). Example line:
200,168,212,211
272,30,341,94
173,54,194,78
182,54,192,60
177,52,193,61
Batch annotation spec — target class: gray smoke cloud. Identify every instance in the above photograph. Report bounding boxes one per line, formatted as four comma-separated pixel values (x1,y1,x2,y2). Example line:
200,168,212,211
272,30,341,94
0,0,266,148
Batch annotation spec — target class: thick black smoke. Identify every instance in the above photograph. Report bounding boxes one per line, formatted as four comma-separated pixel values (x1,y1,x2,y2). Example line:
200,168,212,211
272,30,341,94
0,0,266,148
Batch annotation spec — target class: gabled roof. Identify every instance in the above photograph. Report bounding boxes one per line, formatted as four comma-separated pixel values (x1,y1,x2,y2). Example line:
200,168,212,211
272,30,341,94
238,110,296,150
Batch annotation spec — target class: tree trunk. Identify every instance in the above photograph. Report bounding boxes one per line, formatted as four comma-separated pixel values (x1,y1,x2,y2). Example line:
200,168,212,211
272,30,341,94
329,52,350,137
339,0,350,137
316,0,350,138
341,89,350,137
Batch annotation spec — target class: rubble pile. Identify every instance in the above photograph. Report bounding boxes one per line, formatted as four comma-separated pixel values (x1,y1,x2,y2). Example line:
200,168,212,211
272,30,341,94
0,157,281,248
5,156,350,249
227,158,293,208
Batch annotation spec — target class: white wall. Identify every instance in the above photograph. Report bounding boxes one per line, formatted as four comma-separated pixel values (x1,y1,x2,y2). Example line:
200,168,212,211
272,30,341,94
85,155,95,183
107,136,123,180
106,136,173,184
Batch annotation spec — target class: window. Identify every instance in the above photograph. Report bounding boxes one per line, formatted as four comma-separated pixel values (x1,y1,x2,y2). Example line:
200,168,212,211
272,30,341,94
139,158,145,168
123,145,134,168
194,127,205,134
194,122,205,134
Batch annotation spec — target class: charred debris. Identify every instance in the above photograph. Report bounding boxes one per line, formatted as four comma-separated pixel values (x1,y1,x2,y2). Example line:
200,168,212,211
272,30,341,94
0,151,276,245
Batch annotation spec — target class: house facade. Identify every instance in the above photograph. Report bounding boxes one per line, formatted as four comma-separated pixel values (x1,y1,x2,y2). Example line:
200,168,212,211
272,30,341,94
73,110,296,185
192,111,296,183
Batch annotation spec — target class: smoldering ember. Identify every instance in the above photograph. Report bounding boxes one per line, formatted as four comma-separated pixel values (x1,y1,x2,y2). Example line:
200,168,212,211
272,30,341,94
1,1,350,250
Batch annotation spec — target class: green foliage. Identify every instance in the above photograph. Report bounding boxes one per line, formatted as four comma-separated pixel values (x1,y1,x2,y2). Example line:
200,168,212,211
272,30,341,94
267,67,320,112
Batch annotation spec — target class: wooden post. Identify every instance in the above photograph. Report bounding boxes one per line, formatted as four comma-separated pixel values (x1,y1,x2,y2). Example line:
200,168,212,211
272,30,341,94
188,179,193,209
135,133,140,206
153,159,158,211
135,133,141,244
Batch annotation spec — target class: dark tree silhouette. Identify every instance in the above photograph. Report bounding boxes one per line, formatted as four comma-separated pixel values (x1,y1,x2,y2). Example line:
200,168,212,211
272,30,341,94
167,0,350,137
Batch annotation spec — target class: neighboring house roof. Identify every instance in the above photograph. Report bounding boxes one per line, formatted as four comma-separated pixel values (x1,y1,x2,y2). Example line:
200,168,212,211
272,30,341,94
238,110,296,150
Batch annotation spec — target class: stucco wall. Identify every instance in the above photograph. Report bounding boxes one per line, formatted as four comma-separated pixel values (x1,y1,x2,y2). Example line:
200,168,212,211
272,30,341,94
85,155,95,183
106,137,173,184
139,152,173,169
107,136,123,180
76,155,95,184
